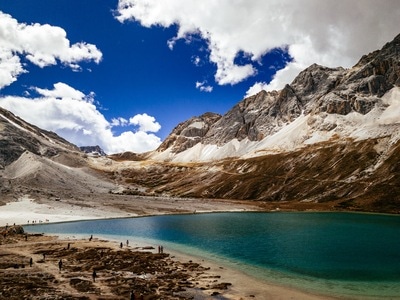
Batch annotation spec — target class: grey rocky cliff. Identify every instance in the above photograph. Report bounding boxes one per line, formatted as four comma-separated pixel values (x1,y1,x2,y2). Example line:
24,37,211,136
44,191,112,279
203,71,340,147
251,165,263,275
157,112,221,153
80,145,107,156
157,33,400,154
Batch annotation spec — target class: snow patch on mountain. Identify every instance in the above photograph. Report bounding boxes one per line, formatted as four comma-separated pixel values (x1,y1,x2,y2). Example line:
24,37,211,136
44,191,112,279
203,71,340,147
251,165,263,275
154,86,400,163
379,86,400,125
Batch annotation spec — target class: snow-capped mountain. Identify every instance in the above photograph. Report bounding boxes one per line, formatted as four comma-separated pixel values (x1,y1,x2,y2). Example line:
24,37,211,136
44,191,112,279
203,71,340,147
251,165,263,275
149,33,400,163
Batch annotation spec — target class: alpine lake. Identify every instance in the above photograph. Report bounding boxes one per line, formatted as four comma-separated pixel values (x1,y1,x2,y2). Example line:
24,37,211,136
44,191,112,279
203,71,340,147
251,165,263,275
26,212,400,299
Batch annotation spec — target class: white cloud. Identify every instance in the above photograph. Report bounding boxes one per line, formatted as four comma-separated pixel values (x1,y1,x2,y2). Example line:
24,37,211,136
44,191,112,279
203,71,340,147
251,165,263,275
129,113,161,132
244,82,269,98
116,0,400,92
34,82,86,100
0,48,26,88
195,81,213,93
0,83,162,154
111,117,129,127
0,11,102,89
192,55,201,66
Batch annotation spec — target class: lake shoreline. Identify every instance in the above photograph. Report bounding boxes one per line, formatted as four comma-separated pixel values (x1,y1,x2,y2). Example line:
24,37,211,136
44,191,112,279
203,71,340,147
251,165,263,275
2,196,399,299
1,225,339,300
1,195,398,229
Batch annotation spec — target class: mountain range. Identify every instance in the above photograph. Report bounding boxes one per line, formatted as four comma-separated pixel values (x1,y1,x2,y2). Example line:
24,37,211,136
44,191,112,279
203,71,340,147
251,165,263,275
1,34,399,213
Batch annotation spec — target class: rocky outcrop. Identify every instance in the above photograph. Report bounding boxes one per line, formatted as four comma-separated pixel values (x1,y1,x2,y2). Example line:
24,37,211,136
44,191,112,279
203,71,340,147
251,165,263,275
157,112,221,152
313,34,400,115
80,145,107,156
156,33,400,155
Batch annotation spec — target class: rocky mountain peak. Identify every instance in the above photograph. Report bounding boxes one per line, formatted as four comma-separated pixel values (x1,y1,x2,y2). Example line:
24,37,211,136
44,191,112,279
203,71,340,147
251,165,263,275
152,33,400,160
80,145,107,157
157,112,221,153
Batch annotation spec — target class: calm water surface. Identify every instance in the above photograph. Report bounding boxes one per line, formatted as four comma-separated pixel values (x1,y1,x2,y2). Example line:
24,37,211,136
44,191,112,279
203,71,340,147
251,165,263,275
26,212,400,298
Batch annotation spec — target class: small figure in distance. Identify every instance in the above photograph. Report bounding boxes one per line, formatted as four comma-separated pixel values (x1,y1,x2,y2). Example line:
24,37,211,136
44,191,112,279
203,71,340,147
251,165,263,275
92,269,97,282
58,259,63,271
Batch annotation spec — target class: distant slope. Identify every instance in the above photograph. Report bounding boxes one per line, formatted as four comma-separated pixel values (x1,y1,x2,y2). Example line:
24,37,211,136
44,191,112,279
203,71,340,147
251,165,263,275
0,106,117,206
0,107,79,168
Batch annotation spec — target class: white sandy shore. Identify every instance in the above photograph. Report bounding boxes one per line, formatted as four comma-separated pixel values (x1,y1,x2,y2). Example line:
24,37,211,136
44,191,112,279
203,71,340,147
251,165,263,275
0,196,133,226
1,196,338,299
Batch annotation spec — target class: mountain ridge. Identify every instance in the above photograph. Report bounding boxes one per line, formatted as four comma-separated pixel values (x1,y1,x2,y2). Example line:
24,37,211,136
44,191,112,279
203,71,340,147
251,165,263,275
148,33,400,162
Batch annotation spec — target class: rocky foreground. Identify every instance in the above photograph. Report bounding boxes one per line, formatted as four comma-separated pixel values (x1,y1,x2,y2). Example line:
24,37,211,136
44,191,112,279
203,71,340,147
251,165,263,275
0,225,233,299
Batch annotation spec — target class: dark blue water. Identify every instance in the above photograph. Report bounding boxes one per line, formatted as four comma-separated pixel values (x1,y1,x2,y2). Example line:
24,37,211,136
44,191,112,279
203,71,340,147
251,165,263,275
25,212,400,298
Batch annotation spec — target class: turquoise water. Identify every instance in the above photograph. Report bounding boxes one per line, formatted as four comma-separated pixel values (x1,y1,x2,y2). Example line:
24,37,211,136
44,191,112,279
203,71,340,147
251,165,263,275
25,212,400,298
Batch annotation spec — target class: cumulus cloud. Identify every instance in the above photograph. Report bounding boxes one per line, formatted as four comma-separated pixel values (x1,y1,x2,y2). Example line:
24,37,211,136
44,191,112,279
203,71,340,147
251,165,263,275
129,113,161,132
0,11,102,89
116,0,400,93
34,82,86,100
0,83,162,154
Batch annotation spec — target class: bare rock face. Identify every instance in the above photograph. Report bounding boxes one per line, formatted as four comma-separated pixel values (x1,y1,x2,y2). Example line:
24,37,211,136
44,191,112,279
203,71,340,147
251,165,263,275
79,145,107,156
155,33,400,155
157,112,221,152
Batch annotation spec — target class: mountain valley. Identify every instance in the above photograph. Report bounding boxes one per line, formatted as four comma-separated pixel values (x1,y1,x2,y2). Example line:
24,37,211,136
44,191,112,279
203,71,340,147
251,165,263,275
1,34,400,215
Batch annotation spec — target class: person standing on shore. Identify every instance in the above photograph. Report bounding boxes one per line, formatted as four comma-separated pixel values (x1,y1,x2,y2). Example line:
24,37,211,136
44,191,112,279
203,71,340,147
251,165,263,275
92,270,97,282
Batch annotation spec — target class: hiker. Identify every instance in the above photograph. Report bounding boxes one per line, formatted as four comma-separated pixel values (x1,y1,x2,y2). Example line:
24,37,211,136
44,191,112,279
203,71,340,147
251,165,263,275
58,259,63,271
92,270,97,282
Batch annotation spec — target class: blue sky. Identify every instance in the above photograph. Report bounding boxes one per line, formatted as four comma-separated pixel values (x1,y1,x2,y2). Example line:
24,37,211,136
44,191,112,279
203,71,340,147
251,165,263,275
0,0,399,153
